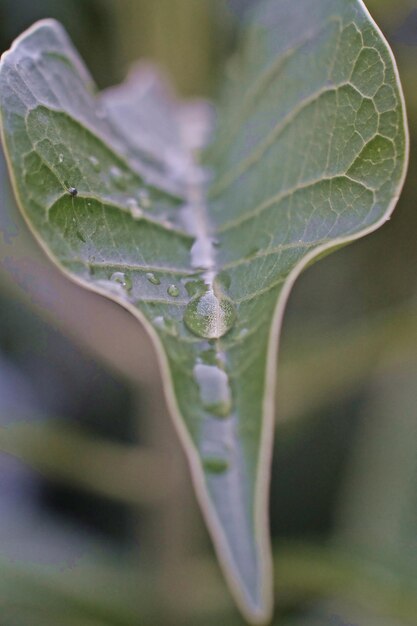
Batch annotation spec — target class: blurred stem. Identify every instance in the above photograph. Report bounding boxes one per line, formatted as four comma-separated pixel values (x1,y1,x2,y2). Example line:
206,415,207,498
138,378,201,620
0,419,173,506
279,298,417,425
110,0,220,96
2,543,416,624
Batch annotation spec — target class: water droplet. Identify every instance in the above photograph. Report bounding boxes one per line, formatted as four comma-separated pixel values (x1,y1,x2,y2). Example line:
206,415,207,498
203,455,229,474
194,363,232,418
127,198,143,219
167,284,180,298
68,187,78,197
153,316,165,329
109,166,126,189
111,272,132,292
58,153,64,164
184,289,236,339
89,155,100,172
146,272,161,286
138,189,152,209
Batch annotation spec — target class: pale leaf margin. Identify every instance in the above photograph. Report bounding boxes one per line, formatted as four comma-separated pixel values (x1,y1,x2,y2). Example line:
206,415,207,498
0,1,409,623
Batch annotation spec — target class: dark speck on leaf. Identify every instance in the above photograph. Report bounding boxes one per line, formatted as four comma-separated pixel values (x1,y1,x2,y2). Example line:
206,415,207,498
68,187,78,197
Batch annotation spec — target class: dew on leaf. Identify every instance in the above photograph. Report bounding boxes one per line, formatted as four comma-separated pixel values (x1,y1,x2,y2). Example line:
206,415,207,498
68,186,78,197
111,271,132,292
58,153,64,164
167,284,180,297
184,289,236,339
203,456,230,474
194,363,232,418
146,272,161,285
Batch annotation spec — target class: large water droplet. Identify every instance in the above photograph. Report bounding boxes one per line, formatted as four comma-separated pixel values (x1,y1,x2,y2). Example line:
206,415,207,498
146,272,161,285
184,289,236,339
89,155,101,172
111,271,132,292
167,284,180,298
194,363,232,418
202,455,229,474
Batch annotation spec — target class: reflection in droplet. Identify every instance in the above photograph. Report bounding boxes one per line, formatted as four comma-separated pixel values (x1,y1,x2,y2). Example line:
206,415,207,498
111,271,132,292
202,455,229,474
89,155,100,172
184,289,236,339
146,272,161,285
167,285,180,298
194,363,232,418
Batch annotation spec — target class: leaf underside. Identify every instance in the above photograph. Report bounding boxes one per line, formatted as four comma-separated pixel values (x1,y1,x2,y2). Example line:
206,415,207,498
0,0,407,623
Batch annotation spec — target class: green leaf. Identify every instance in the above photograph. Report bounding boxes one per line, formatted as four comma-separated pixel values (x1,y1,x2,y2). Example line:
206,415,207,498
0,1,408,622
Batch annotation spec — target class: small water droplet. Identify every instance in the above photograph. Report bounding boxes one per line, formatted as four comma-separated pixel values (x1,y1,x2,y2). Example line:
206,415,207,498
111,271,132,292
138,189,152,209
194,363,232,418
58,153,64,164
127,198,143,219
146,272,161,286
203,456,229,474
109,166,126,189
68,187,78,197
184,289,236,339
153,316,165,329
89,155,100,172
238,328,249,339
167,284,180,298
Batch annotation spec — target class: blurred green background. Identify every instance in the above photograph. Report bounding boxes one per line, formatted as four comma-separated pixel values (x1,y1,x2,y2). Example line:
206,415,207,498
0,1,416,625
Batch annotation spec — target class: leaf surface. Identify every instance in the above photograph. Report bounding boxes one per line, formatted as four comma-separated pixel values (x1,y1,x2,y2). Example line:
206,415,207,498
0,1,408,622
